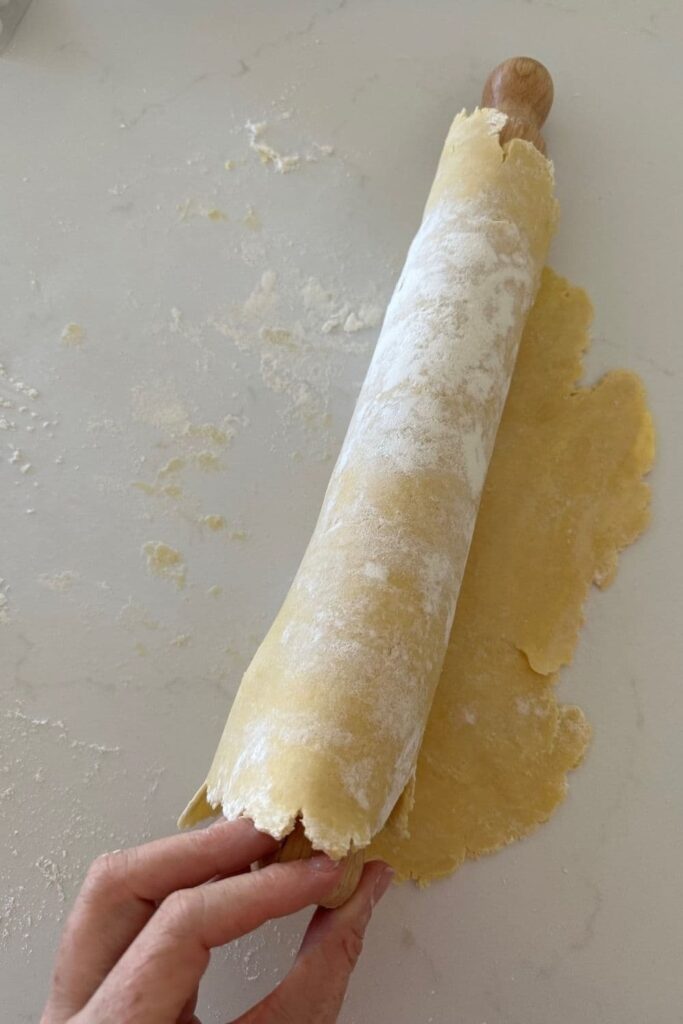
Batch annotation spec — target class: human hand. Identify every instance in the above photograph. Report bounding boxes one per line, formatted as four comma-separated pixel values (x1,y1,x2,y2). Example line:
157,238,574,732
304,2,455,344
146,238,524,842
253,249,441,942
41,819,393,1024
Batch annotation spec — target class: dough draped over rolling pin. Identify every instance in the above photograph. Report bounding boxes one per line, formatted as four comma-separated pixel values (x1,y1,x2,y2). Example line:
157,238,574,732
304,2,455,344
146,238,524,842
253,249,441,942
180,108,558,858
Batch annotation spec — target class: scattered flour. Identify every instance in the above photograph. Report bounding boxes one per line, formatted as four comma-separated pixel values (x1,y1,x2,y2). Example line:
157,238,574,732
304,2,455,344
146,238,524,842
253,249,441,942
1,705,127,952
1,99,378,970
242,268,278,319
116,598,161,632
246,120,301,174
131,379,191,432
208,268,383,452
38,571,79,592
7,448,31,474
245,117,334,173
129,373,245,516
0,361,39,400
0,581,10,624
177,198,228,222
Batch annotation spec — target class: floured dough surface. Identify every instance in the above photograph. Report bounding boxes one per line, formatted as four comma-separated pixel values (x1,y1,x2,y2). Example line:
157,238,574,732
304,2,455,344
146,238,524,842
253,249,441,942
179,110,558,855
369,267,654,881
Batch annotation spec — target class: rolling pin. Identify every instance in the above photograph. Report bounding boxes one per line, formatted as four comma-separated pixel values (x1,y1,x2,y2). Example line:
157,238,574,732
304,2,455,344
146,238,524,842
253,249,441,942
179,57,558,909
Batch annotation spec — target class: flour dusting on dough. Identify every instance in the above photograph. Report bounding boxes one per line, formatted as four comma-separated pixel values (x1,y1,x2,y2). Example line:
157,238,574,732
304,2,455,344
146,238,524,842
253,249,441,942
183,110,558,856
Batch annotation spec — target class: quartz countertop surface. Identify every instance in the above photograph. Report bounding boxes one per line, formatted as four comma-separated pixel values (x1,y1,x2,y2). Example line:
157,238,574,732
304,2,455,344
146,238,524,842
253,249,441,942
2,2,682,1021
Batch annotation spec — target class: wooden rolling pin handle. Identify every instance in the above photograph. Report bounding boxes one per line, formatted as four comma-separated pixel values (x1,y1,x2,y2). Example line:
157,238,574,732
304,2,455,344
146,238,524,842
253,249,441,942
266,822,365,909
481,57,553,154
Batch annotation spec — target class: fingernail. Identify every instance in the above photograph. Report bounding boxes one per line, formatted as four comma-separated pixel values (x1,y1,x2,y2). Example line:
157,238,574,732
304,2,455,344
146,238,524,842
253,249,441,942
309,853,344,872
372,866,394,905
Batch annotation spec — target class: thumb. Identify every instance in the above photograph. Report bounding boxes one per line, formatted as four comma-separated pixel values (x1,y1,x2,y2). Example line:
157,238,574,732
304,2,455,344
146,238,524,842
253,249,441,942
233,860,393,1024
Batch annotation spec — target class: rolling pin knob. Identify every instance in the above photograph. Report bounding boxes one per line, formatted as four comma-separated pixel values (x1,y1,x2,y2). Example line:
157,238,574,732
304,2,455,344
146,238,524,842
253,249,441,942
481,57,553,154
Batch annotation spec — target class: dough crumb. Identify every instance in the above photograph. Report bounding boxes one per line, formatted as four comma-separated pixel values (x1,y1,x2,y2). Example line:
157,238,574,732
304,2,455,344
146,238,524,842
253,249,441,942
176,199,229,223
184,422,237,446
194,451,220,472
200,514,226,531
142,542,186,589
243,205,261,231
61,323,86,346
158,457,185,479
170,633,192,648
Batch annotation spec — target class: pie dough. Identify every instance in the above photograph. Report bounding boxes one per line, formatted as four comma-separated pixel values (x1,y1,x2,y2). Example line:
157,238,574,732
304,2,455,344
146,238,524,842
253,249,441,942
179,109,558,855
369,268,654,880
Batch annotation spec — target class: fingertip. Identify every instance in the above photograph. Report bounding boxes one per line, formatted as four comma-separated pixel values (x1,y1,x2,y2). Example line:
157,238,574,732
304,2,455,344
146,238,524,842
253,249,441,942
209,816,278,845
246,852,348,914
205,817,281,866
370,862,394,905
354,859,393,902
299,859,391,955
338,861,393,928
308,852,345,873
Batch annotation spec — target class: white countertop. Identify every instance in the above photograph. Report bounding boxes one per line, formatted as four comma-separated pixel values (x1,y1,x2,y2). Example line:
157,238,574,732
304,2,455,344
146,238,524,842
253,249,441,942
2,2,682,1021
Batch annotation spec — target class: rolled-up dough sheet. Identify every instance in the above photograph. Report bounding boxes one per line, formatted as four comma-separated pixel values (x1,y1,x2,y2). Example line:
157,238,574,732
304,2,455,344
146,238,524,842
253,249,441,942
180,108,558,857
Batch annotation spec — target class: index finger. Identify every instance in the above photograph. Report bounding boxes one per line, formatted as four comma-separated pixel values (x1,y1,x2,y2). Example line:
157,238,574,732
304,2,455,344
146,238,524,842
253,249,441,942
88,819,280,904
43,820,278,1023
79,855,349,1024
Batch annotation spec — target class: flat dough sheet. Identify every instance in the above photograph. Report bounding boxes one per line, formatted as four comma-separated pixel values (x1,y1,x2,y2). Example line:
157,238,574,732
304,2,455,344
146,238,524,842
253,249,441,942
369,266,654,882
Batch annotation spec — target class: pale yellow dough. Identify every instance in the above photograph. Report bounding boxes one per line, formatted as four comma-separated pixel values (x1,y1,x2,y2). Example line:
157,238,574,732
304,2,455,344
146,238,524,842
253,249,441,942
179,110,558,854
179,112,653,876
370,268,654,881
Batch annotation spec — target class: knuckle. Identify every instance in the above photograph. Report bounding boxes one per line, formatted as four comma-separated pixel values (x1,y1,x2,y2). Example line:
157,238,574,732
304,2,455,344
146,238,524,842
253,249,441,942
336,920,366,971
158,887,199,930
263,990,300,1024
83,850,127,897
